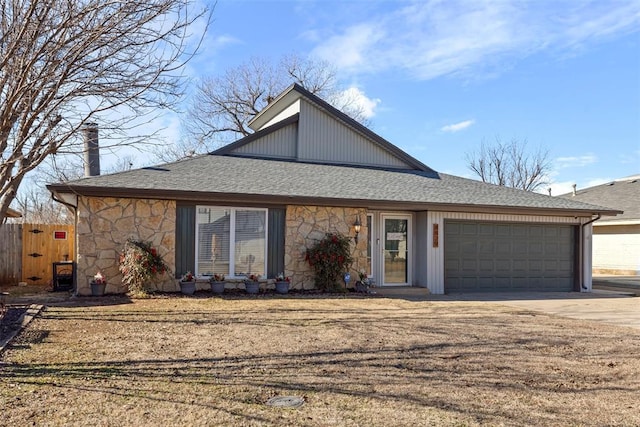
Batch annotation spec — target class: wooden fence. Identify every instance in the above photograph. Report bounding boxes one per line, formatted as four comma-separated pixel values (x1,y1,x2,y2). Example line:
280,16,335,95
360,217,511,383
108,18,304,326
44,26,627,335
0,223,74,286
0,224,22,285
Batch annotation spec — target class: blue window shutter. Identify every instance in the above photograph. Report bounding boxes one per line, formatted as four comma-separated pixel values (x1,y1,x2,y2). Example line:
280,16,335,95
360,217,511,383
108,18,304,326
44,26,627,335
267,208,286,278
175,203,195,278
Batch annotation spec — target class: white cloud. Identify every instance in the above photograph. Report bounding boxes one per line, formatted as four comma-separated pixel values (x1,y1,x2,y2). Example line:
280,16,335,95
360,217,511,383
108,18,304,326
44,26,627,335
312,23,384,72
441,119,475,133
554,154,598,169
210,34,242,49
310,0,640,80
333,86,381,119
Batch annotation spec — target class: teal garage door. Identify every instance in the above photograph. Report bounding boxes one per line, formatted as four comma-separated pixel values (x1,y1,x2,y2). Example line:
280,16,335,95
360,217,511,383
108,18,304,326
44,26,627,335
444,221,576,293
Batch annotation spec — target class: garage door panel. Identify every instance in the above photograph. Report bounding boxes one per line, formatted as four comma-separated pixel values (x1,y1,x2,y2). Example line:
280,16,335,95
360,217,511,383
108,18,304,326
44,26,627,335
462,224,477,235
478,241,495,253
478,259,494,272
529,242,544,256
445,221,575,293
512,259,528,272
495,259,511,273
495,241,512,255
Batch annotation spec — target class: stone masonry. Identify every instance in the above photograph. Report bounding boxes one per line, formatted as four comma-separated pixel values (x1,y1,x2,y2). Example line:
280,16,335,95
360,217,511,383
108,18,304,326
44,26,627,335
76,196,176,295
284,205,368,290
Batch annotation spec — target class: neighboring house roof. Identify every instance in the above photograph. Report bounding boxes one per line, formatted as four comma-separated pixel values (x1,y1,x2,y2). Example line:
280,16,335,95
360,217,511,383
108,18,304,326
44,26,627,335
6,207,21,218
559,174,640,224
48,154,619,216
47,83,620,218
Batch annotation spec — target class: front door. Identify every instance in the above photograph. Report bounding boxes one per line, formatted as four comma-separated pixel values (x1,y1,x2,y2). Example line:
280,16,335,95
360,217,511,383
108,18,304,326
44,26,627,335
381,215,411,286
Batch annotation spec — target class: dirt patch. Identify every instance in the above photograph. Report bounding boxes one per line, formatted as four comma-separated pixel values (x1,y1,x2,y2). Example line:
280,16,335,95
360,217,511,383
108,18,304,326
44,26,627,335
0,296,638,426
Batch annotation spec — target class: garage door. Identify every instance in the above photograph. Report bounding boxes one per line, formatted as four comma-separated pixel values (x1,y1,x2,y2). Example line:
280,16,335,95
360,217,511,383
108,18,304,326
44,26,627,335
445,221,575,293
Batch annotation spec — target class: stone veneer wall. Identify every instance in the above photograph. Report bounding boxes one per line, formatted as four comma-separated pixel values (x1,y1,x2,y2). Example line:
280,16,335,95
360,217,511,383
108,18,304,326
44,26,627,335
284,206,368,290
76,196,176,295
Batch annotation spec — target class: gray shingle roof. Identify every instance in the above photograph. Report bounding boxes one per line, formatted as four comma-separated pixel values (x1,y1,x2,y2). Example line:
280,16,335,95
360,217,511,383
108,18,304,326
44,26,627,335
559,175,640,221
48,154,619,216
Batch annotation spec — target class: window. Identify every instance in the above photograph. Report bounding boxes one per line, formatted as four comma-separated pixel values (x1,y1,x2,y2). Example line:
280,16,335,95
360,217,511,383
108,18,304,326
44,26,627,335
196,207,267,277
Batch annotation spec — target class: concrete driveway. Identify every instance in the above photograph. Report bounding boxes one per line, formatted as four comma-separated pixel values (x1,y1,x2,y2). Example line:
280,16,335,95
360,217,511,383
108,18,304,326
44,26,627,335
494,292,639,330
378,287,640,330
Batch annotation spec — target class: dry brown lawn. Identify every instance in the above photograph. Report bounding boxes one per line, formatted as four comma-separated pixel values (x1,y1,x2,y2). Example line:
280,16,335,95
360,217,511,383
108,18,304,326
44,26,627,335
1,294,638,426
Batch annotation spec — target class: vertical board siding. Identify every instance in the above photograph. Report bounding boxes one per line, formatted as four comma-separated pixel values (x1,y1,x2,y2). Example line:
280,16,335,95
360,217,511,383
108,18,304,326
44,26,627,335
21,224,74,285
414,211,429,287
426,211,587,294
267,208,286,278
0,224,22,285
298,101,410,169
231,123,297,159
175,204,196,278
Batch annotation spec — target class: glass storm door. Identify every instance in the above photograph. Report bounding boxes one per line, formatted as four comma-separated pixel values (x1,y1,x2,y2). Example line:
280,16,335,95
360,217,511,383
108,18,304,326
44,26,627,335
382,215,410,286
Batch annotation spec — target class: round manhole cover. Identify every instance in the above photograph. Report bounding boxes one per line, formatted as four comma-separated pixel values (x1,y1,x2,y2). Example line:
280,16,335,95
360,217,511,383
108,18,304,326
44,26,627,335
265,396,305,408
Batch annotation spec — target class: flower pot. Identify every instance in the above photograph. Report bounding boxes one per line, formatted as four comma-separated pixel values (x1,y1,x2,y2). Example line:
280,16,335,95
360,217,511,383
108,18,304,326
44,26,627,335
275,281,289,294
90,281,106,296
245,281,260,294
179,280,196,295
355,281,369,293
210,281,226,295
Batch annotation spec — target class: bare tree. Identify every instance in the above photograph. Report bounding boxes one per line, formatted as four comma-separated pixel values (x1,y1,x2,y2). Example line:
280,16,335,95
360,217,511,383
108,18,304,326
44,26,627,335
466,137,551,192
11,152,138,224
0,0,210,222
175,54,369,160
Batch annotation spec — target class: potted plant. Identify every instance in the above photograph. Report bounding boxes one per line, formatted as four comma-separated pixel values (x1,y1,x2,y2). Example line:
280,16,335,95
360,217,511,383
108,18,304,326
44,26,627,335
274,272,290,294
179,271,196,295
210,273,226,294
356,270,370,293
90,271,107,296
244,274,261,294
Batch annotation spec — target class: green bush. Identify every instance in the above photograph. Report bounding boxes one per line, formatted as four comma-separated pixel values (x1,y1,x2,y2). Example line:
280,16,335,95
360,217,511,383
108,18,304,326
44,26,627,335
305,232,353,291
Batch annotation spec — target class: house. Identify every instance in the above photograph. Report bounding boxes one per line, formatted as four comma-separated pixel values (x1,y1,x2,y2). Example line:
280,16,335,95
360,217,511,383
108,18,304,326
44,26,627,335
559,176,639,275
47,84,620,295
6,207,21,219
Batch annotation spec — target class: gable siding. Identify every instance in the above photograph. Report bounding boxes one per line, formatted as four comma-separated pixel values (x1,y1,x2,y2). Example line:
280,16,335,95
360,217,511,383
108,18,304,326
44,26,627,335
261,100,301,129
298,100,411,169
230,122,297,159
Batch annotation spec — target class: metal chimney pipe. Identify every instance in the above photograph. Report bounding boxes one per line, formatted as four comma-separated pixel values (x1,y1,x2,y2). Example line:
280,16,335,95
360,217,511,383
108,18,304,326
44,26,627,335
572,183,577,196
82,123,100,177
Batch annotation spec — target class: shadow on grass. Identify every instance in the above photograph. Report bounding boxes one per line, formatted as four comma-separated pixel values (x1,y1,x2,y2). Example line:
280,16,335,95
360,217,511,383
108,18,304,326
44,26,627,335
1,298,638,426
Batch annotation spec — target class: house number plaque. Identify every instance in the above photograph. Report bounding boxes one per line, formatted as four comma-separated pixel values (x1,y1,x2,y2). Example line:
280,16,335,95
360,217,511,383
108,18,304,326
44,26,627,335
433,224,439,248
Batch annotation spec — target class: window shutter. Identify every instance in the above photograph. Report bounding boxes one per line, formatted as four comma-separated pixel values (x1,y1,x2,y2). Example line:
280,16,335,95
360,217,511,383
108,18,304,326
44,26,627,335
175,203,195,278
268,208,286,278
